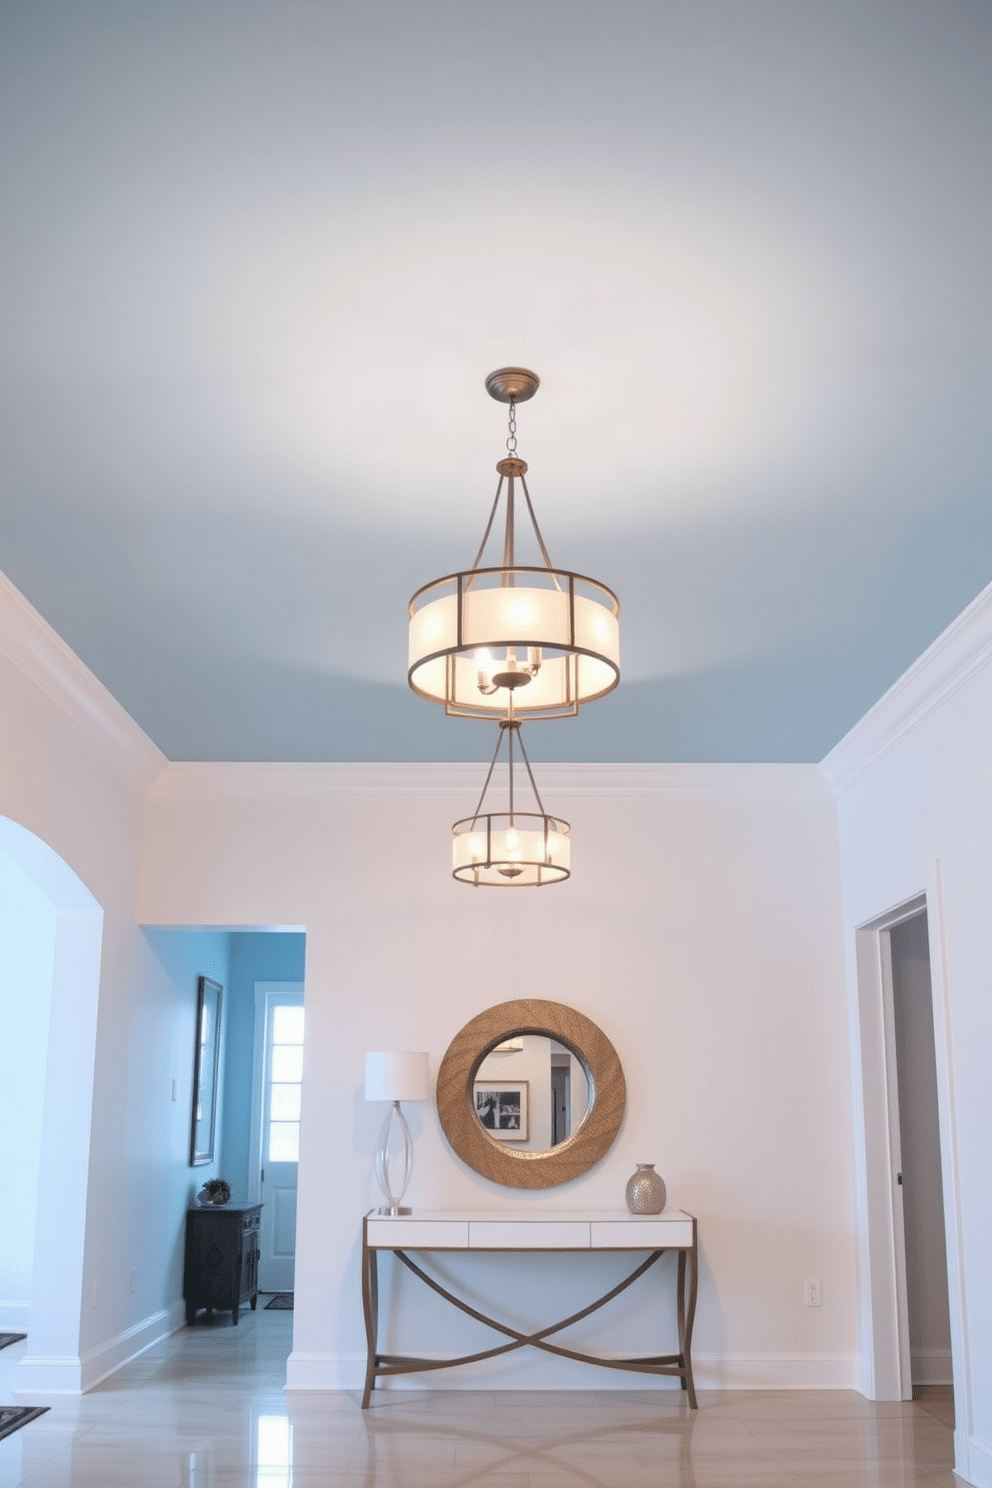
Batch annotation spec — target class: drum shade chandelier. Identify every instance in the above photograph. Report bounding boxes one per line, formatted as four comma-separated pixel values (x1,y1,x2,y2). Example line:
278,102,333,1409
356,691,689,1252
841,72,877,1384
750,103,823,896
407,368,620,721
408,367,619,887
452,718,570,887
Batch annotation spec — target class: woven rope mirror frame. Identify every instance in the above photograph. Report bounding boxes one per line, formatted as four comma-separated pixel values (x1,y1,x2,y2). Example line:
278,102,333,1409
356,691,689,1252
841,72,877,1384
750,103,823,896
436,999,626,1188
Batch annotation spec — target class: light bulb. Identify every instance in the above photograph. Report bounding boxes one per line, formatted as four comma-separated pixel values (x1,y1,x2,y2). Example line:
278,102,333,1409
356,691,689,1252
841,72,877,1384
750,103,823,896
475,649,497,696
497,836,524,879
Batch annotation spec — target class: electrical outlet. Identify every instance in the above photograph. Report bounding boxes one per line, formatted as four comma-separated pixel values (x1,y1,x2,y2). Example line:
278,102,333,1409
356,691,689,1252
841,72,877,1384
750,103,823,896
804,1277,822,1307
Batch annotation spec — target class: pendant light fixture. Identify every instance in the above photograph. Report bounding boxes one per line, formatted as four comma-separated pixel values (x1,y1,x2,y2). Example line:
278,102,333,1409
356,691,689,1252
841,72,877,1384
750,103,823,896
408,368,620,720
452,717,570,887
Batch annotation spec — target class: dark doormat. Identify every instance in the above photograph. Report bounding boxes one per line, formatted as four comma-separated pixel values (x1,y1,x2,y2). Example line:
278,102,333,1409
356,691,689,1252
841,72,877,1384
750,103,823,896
0,1335,26,1351
0,1406,49,1443
264,1293,294,1310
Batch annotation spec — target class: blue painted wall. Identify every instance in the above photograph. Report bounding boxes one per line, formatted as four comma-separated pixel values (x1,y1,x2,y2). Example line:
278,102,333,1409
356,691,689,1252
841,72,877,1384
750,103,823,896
142,927,233,1184
220,932,307,1198
139,927,233,1308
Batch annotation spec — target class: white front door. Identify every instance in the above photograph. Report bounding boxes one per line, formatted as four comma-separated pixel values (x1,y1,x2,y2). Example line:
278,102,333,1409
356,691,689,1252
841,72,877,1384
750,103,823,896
254,985,304,1293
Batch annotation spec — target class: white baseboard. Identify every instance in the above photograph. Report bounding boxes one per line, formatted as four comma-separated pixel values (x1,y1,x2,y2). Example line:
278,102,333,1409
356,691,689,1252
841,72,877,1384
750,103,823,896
693,1353,856,1389
15,1301,185,1398
285,1349,857,1393
911,1347,952,1386
286,1351,367,1391
80,1302,186,1391
14,1353,84,1397
0,1303,30,1331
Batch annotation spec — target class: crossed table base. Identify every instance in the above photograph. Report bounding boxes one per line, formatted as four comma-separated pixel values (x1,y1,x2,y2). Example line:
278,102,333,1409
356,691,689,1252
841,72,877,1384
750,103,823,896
361,1210,698,1409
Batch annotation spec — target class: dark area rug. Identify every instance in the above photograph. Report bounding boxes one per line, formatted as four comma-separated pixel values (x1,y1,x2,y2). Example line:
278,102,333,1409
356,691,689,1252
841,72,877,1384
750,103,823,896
264,1293,294,1310
0,1406,49,1443
0,1335,26,1351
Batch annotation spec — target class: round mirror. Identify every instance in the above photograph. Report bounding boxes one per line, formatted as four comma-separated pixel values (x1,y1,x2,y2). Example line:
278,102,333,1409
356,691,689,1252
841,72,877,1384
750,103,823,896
436,999,626,1189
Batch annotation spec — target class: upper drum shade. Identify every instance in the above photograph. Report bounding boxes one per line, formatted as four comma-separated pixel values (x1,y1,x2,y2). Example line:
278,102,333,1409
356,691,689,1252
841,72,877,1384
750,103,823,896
408,568,620,720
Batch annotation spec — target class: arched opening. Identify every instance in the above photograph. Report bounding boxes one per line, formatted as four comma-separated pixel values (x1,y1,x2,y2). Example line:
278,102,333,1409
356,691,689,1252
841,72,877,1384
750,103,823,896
0,816,103,1396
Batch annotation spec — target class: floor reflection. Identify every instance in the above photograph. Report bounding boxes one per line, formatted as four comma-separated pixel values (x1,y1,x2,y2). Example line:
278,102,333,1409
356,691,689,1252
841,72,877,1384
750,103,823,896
0,1312,956,1488
350,1399,700,1488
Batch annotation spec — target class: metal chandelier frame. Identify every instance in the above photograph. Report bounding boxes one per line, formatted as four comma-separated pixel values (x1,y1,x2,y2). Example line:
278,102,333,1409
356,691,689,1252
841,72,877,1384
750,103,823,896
407,368,619,886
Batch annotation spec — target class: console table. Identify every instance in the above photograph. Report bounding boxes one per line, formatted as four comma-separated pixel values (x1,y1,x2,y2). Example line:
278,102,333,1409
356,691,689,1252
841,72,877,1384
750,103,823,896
361,1209,698,1408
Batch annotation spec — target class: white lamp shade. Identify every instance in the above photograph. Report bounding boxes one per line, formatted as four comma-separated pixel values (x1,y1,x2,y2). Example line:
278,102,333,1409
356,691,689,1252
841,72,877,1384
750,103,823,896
365,1051,431,1103
408,569,620,720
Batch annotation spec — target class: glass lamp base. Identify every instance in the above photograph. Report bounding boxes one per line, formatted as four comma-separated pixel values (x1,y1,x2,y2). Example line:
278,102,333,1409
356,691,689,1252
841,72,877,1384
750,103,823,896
374,1101,415,1213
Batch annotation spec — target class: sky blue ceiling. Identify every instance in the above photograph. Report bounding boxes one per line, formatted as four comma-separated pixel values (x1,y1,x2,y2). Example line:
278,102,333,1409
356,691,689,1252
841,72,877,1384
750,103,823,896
2,1,990,763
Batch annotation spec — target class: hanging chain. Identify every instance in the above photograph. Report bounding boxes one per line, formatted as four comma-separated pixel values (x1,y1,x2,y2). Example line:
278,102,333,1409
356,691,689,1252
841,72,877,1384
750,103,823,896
506,397,518,457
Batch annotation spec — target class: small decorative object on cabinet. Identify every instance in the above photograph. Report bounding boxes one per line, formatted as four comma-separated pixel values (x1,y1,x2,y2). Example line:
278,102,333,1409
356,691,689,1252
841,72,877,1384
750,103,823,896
625,1163,667,1214
183,1204,262,1325
197,1178,231,1206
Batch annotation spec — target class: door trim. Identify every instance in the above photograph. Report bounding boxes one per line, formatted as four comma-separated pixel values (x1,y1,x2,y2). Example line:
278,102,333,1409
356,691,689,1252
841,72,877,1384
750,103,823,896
852,866,969,1442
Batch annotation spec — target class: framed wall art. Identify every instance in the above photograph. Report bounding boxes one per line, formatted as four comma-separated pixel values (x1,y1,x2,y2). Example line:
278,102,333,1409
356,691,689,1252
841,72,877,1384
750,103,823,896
190,976,223,1166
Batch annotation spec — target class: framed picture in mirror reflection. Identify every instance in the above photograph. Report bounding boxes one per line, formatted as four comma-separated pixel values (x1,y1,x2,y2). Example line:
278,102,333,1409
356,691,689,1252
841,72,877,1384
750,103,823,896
475,1080,529,1141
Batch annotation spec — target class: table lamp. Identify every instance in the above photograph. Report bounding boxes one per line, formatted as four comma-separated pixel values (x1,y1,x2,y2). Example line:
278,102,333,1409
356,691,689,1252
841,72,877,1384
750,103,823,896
364,1051,431,1214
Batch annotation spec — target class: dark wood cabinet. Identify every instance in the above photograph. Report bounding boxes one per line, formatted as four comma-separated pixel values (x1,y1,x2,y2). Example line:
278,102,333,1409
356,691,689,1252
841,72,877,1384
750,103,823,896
184,1204,262,1325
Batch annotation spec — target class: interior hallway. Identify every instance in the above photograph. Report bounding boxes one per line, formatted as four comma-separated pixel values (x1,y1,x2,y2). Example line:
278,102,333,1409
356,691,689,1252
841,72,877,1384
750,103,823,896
0,1313,955,1487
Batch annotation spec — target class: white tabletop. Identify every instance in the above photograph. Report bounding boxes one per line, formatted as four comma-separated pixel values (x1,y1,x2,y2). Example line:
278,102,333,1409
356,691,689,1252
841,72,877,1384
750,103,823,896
365,1209,695,1250
367,1208,692,1222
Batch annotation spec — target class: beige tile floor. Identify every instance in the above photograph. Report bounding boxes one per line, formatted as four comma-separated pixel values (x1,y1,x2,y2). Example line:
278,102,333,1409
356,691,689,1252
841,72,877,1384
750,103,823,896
0,1312,957,1487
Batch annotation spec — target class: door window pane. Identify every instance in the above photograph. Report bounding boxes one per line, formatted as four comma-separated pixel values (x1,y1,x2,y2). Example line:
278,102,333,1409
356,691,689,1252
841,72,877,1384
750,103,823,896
271,1045,304,1082
270,1083,302,1122
267,1004,305,1164
269,1122,300,1162
273,1005,304,1044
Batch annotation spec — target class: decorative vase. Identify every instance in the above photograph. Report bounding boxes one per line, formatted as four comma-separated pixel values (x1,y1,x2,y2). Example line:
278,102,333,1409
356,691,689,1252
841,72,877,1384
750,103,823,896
625,1163,666,1215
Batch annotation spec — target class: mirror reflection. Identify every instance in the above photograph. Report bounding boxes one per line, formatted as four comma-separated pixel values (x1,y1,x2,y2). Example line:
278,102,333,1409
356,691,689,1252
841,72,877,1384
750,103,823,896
473,1035,590,1152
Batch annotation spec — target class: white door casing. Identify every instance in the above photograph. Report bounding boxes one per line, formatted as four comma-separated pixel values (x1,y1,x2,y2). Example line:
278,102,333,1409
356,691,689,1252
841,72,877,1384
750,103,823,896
851,869,968,1428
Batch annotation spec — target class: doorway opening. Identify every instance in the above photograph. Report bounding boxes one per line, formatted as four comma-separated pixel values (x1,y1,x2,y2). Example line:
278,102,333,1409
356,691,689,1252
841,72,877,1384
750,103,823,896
0,815,103,1397
141,929,306,1337
854,895,956,1409
888,912,953,1398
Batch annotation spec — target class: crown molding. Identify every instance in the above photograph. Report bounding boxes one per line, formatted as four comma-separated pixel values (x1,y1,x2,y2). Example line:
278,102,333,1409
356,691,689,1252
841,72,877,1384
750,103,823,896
148,759,827,802
821,580,992,796
0,570,166,789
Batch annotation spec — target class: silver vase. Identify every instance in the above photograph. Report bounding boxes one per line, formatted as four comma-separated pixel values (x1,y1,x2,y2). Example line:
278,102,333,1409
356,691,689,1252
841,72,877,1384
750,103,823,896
625,1163,667,1215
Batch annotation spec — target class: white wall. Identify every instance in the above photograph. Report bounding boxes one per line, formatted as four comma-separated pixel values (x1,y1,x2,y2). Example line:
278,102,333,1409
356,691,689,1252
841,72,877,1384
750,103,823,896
0,572,211,1393
823,582,992,1488
0,850,56,1329
139,759,857,1393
